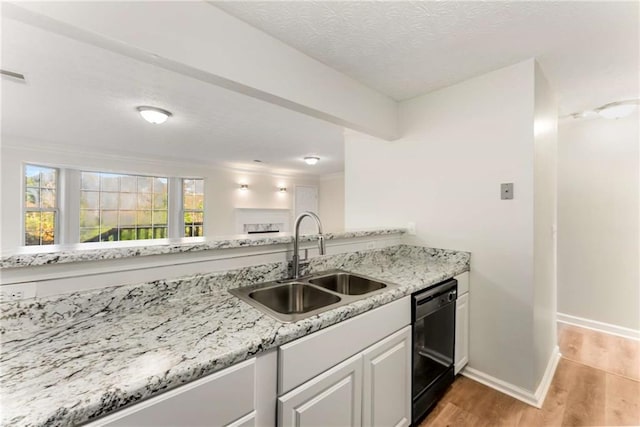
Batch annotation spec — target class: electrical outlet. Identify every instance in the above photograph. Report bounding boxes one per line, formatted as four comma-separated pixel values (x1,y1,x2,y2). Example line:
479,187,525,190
501,183,514,200
0,282,37,302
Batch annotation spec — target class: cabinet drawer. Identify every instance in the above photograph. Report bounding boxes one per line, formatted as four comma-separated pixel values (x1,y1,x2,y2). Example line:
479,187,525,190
97,358,256,427
278,296,410,394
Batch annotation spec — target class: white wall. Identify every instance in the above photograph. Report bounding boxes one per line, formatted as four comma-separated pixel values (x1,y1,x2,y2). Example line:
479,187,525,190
345,59,557,393
557,113,640,332
533,62,558,383
318,174,345,232
0,140,325,251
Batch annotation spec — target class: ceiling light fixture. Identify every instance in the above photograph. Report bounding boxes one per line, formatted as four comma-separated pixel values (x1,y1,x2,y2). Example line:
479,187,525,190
595,100,638,120
304,156,320,165
279,187,287,193
137,106,172,124
240,184,249,191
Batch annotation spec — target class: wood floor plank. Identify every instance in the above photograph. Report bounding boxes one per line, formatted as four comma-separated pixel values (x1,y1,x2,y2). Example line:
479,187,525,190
559,359,606,426
604,372,640,426
421,325,639,427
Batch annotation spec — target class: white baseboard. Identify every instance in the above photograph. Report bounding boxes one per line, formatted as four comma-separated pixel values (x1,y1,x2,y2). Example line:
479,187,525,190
461,346,561,409
534,346,562,407
557,312,640,341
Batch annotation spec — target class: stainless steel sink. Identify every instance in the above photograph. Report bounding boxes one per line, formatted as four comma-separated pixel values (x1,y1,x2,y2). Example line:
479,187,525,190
229,270,396,323
309,272,387,295
249,282,340,315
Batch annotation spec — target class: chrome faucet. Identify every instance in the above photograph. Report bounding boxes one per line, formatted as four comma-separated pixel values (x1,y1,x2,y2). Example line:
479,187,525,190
292,212,326,279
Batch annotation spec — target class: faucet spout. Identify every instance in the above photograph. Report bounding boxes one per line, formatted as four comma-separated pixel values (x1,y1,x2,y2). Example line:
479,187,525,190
292,212,325,279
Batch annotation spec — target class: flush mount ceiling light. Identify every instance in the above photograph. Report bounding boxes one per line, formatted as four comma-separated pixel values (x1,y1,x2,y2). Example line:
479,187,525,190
137,106,172,124
304,156,320,165
239,184,249,191
279,187,287,193
595,100,638,119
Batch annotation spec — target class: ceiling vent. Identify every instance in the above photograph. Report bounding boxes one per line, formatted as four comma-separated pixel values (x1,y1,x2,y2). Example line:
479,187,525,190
0,69,27,83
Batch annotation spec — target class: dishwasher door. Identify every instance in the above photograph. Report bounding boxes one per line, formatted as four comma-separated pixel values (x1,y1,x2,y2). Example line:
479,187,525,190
412,279,457,423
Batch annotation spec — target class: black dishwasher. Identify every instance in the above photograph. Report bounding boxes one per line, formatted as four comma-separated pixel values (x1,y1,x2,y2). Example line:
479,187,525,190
411,278,457,424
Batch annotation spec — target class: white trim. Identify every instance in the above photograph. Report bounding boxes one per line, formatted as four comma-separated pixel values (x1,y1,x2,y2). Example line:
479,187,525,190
533,346,562,407
461,346,561,408
557,312,640,341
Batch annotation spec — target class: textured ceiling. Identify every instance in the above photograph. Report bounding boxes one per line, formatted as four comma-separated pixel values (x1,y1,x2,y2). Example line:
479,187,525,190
214,1,640,115
1,19,344,176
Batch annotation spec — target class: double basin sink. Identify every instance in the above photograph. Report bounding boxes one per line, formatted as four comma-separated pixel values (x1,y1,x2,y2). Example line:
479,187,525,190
229,270,395,322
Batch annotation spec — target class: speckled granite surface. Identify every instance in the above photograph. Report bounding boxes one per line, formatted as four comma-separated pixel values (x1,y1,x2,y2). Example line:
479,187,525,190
0,245,469,427
0,228,405,269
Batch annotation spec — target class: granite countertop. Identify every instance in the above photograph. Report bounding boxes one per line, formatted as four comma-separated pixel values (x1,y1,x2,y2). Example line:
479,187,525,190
0,228,405,269
0,245,470,426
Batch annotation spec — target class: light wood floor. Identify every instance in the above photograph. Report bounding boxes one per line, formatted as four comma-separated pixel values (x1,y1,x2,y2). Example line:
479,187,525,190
420,324,640,426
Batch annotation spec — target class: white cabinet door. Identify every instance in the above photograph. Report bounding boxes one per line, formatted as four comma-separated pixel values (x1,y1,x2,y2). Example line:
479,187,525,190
362,326,412,427
278,353,362,427
455,292,470,374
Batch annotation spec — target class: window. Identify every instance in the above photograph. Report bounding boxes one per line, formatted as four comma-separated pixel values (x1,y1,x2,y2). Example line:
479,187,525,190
79,171,168,242
183,178,204,237
24,164,58,245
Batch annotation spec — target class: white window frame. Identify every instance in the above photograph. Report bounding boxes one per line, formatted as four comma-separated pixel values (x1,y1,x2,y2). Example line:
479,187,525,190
22,163,60,246
181,178,205,238
21,165,205,246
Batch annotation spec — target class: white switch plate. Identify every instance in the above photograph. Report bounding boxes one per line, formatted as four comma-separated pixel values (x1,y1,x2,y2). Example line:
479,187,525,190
0,282,37,301
407,222,416,235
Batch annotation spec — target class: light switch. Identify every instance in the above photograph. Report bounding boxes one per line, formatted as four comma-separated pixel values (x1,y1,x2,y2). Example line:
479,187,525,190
501,183,514,200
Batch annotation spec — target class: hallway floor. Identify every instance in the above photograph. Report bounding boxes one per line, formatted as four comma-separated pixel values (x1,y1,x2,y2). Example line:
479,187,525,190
420,323,640,426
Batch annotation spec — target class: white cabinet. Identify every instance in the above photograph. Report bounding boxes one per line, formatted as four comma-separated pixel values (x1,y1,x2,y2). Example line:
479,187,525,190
362,327,412,427
278,326,412,427
454,272,470,375
93,350,277,427
278,353,363,427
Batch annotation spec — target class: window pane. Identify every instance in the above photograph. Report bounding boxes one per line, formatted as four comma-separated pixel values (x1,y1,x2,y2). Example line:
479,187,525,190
120,175,137,193
41,189,56,208
152,210,167,225
80,227,100,242
25,165,41,187
138,176,152,193
80,209,100,228
119,210,136,226
25,188,40,208
41,170,56,189
40,212,55,244
120,193,137,210
153,193,167,209
79,171,168,243
101,174,120,192
100,193,118,210
81,191,99,209
81,172,100,190
137,210,152,225
137,193,152,210
24,211,56,246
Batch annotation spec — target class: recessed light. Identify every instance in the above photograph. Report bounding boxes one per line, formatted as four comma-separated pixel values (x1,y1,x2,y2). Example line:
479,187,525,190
304,156,320,165
137,106,172,124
